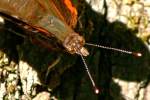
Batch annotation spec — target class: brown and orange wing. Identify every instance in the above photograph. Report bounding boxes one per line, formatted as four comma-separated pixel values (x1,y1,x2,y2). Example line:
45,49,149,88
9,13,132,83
48,0,78,28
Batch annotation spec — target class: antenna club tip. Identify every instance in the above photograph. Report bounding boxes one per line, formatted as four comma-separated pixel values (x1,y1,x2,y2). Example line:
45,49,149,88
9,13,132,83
137,53,142,57
94,87,100,94
132,52,142,57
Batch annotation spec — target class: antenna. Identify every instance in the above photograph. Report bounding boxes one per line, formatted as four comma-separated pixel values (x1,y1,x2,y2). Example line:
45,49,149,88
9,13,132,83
79,53,99,94
78,42,142,94
85,43,142,57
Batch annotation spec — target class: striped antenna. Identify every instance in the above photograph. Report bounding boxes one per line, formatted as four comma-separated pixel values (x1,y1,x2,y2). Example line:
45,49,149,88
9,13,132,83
79,53,99,94
85,43,142,57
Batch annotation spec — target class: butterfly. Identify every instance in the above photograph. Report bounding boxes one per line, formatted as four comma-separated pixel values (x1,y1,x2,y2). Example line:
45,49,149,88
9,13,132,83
0,0,142,94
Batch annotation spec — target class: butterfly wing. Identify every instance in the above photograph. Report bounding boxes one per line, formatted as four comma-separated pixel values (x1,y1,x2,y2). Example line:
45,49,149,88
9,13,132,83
0,0,83,54
50,0,78,28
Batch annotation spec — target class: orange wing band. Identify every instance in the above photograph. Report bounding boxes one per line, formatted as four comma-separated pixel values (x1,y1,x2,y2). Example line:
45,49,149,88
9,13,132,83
64,0,77,16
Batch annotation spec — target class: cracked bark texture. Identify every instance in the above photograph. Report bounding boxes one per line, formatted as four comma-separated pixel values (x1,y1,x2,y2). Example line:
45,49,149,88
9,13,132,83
0,0,150,100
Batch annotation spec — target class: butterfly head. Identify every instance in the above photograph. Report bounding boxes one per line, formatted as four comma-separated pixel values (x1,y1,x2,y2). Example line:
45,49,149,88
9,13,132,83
63,33,89,56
